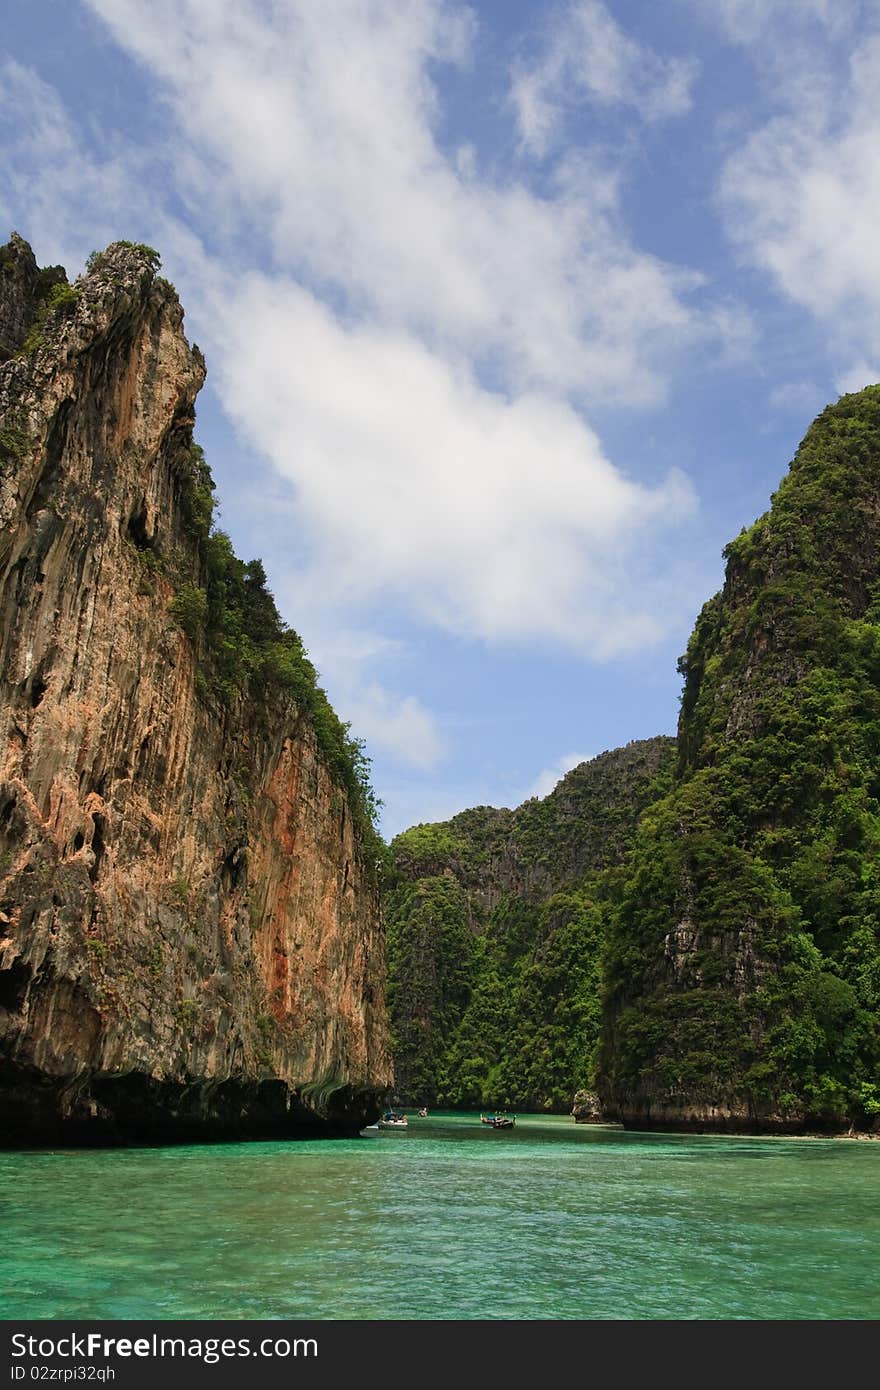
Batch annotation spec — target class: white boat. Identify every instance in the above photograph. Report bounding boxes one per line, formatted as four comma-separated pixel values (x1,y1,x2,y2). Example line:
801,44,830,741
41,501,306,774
378,1110,408,1129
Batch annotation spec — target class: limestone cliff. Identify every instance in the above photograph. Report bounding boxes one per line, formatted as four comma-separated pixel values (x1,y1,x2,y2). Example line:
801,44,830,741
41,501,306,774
0,235,391,1144
599,388,880,1133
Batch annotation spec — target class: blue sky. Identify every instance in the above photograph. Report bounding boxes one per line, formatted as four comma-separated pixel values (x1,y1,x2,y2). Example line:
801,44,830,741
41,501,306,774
2,1,878,835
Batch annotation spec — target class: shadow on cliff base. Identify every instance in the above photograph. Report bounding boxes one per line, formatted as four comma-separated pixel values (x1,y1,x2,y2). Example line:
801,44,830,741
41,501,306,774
0,1065,385,1147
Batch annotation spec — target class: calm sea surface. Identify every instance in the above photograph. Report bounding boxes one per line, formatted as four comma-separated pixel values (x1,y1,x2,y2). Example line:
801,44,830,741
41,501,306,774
3,1112,877,1320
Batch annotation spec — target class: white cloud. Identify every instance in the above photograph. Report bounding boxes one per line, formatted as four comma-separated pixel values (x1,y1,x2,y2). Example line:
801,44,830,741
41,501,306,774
525,750,593,801
3,3,714,672
767,379,825,414
3,1,784,829
0,58,212,282
376,777,513,841
206,271,696,656
82,0,719,407
0,60,141,270
302,627,446,773
719,31,880,372
340,684,446,773
684,1,866,137
701,0,860,45
834,361,880,397
380,747,596,837
511,0,698,157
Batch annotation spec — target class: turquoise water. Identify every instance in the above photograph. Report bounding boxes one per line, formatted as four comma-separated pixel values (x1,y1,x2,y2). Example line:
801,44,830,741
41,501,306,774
3,1113,878,1320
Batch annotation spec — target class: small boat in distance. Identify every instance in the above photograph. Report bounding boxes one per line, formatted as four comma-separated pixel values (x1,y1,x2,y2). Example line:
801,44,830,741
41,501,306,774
480,1113,516,1129
378,1109,408,1129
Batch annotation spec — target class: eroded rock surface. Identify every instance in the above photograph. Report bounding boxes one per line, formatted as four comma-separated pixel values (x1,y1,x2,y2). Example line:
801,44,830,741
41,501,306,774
0,238,390,1143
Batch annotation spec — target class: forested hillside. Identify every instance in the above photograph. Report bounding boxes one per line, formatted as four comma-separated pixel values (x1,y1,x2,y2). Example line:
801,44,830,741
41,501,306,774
387,739,674,1110
599,387,880,1131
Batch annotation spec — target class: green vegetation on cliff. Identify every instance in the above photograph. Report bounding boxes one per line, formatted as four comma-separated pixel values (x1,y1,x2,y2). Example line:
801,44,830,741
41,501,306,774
0,233,70,360
386,739,674,1110
599,387,880,1129
389,388,880,1132
438,890,606,1112
165,441,383,864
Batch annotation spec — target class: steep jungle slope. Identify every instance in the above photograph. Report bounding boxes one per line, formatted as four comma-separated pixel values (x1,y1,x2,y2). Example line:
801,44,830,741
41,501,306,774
387,738,674,1110
599,387,880,1132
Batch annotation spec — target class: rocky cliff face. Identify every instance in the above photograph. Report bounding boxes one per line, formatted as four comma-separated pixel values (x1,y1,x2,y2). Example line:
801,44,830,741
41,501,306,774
0,236,391,1144
387,738,674,1110
0,235,66,365
599,389,880,1134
